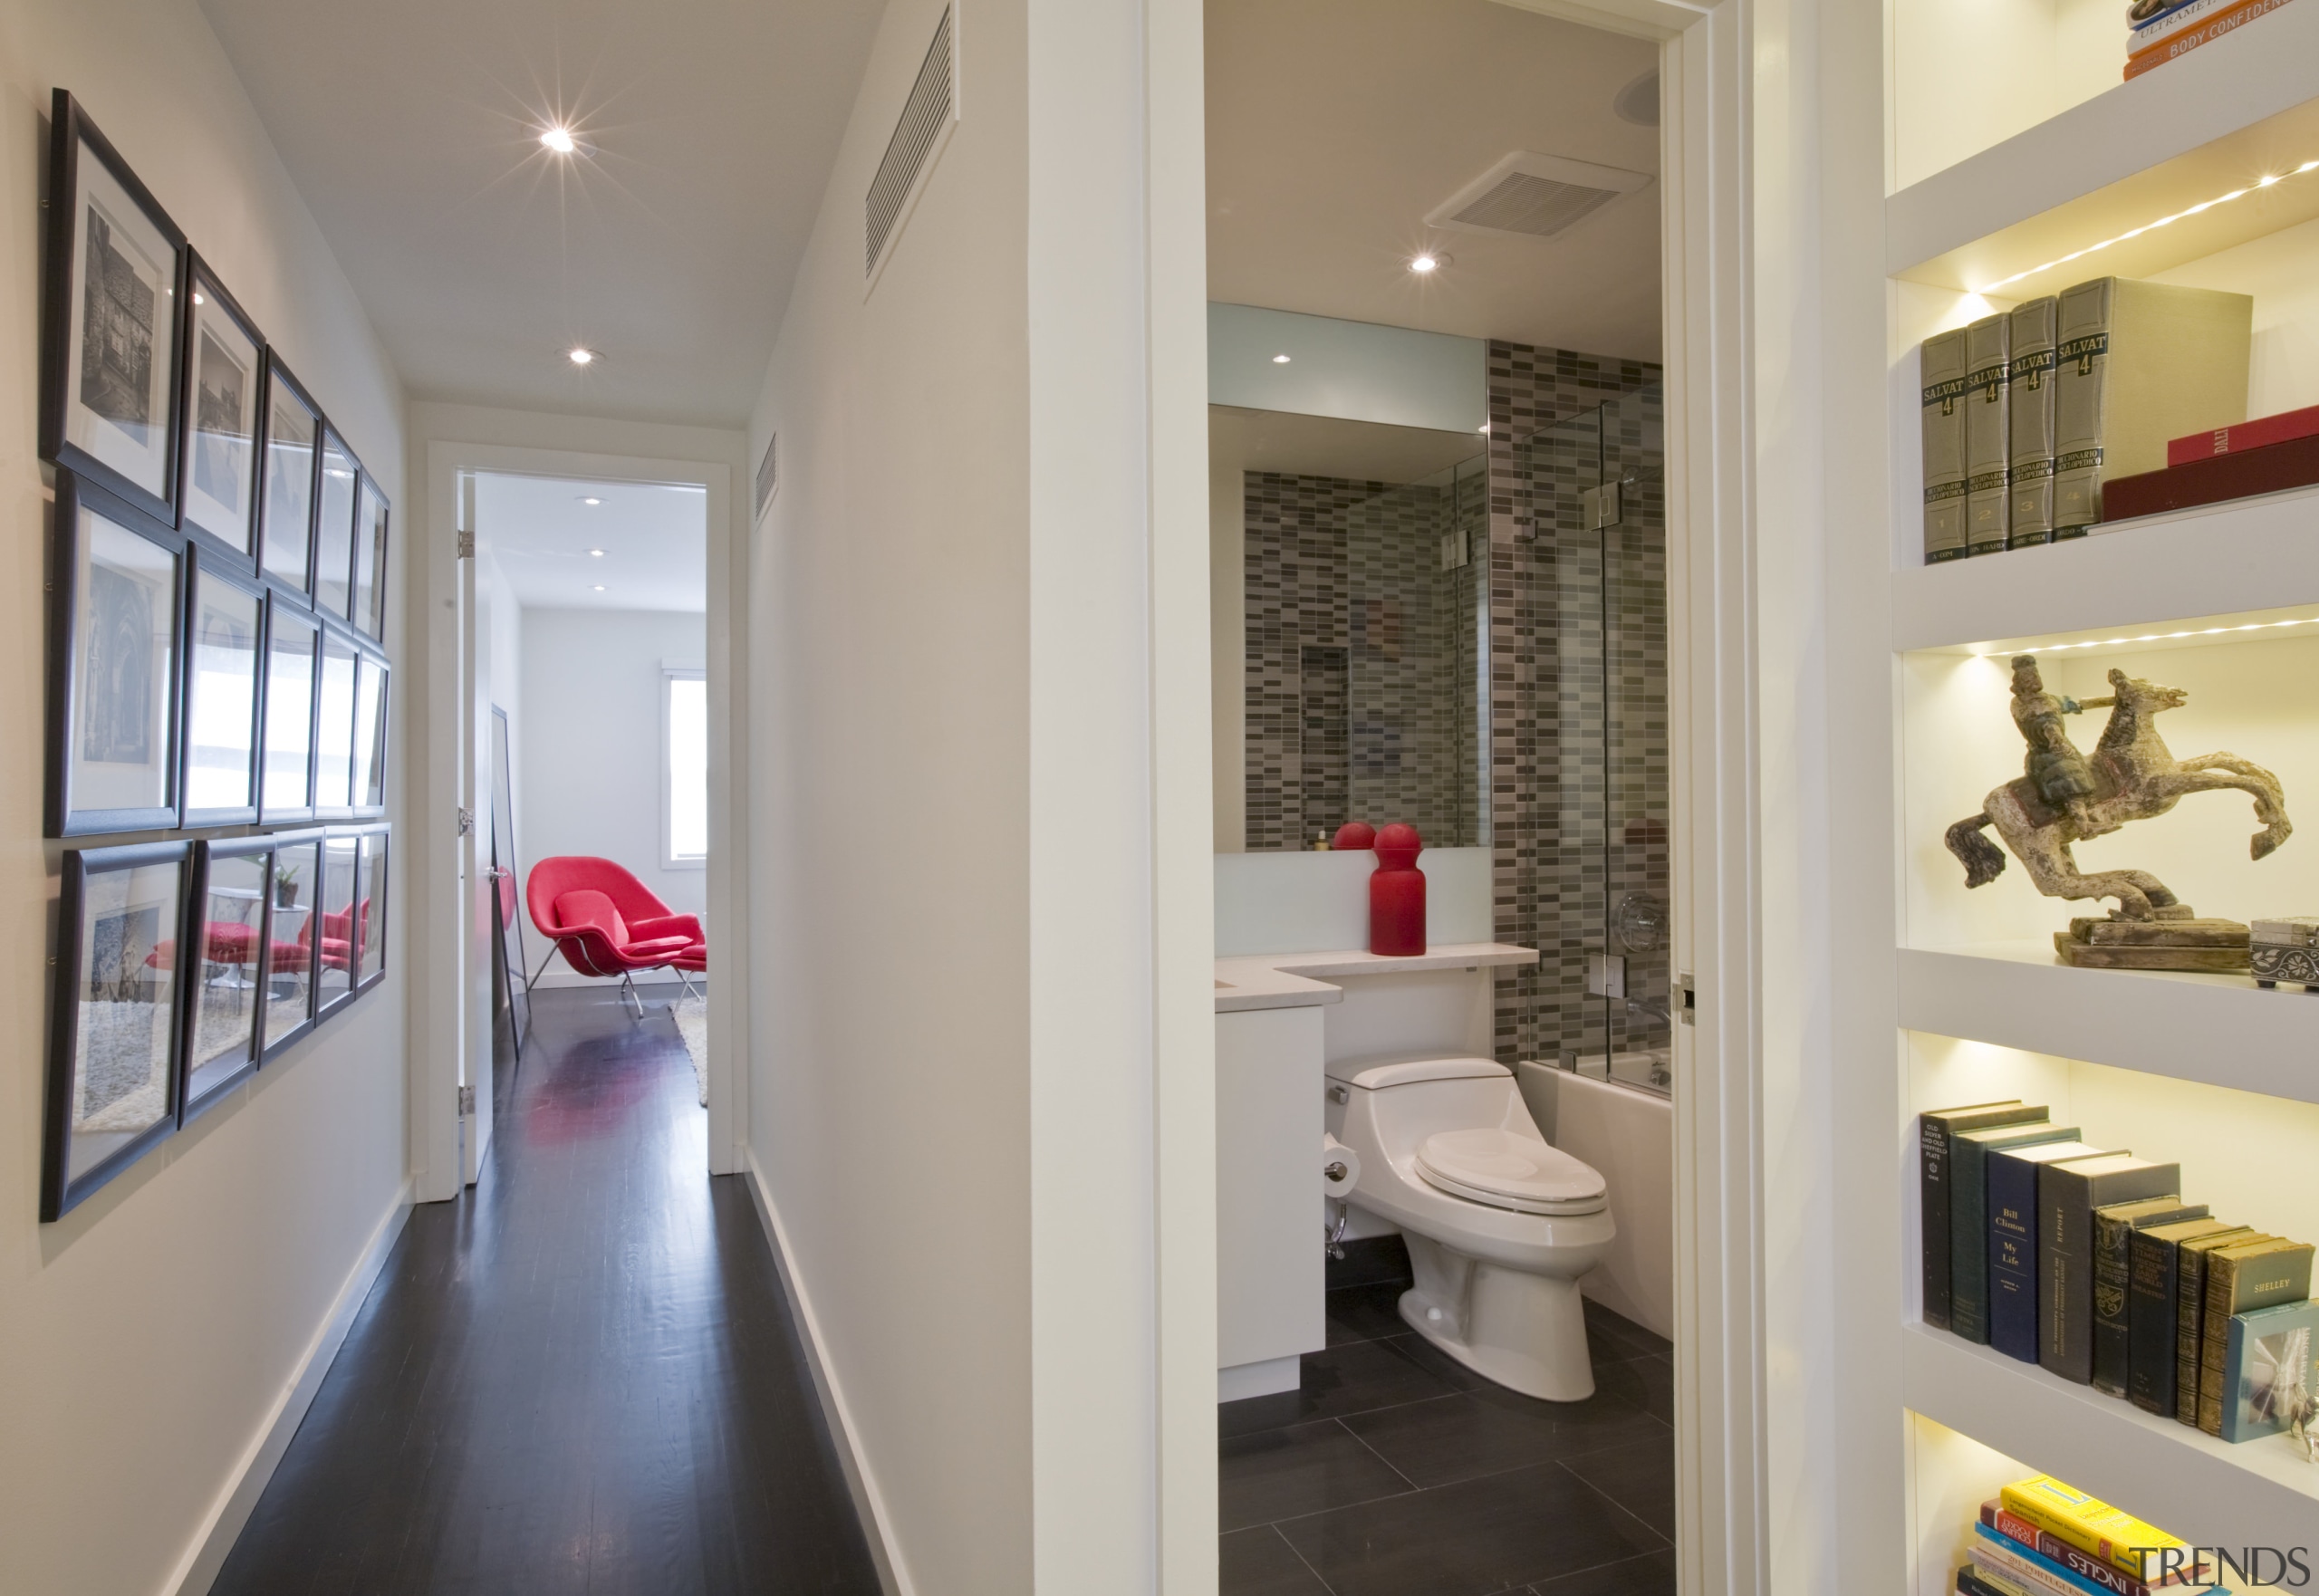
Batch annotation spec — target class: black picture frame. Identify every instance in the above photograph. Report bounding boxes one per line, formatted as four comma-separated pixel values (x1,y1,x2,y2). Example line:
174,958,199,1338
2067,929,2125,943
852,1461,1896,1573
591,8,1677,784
352,476,390,642
48,468,185,837
313,830,361,1022
39,90,187,527
43,839,192,1220
179,549,265,828
259,829,323,1062
176,252,265,567
180,834,273,1121
255,353,322,599
351,824,390,995
351,649,390,818
257,599,319,824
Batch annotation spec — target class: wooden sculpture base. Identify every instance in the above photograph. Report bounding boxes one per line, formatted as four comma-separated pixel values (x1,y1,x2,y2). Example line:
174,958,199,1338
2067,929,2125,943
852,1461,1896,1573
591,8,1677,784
2054,913,2251,973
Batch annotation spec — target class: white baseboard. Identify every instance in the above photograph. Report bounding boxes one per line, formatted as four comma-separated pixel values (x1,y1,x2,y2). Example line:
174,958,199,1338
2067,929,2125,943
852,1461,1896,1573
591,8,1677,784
741,1151,914,1596
166,1178,416,1596
1219,1355,1303,1402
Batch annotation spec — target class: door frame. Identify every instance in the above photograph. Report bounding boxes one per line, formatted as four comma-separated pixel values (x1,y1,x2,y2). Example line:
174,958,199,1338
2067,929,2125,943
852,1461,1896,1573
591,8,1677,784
411,438,746,1200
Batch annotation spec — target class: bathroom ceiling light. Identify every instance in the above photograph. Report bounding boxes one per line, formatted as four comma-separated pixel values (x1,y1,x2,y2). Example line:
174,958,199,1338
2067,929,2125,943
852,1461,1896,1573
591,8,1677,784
592,584,606,591
568,347,597,366
1410,253,1446,274
1272,353,1292,363
589,548,605,557
579,495,602,505
541,126,577,154
1975,160,2319,294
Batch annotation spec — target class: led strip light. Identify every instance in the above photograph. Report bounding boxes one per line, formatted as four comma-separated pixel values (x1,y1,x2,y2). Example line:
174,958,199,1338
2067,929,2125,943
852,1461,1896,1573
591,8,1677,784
1976,160,2319,294
1983,615,2319,658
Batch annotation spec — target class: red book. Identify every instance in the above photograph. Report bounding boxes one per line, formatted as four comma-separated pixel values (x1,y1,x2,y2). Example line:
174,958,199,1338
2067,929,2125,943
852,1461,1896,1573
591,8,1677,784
2099,429,2319,522
1976,1501,2208,1594
2168,402,2319,468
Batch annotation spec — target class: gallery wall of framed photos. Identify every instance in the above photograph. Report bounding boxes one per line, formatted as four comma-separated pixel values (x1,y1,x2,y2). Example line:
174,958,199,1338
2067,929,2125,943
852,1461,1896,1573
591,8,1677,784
38,87,396,1221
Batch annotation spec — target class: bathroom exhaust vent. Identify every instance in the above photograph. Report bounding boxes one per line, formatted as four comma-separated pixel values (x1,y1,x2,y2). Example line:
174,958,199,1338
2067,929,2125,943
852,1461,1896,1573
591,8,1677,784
1424,151,1651,242
754,433,777,517
865,5,957,284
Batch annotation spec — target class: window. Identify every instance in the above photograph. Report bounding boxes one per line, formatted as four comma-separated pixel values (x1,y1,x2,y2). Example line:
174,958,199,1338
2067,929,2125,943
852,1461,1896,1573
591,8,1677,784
662,667,707,867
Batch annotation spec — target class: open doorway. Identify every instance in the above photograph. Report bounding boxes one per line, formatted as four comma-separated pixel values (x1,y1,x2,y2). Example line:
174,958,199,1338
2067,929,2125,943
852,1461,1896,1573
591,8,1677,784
1206,2,1677,1590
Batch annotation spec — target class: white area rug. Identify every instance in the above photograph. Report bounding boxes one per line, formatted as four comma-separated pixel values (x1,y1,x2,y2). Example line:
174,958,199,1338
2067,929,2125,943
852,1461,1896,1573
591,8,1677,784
671,994,707,1106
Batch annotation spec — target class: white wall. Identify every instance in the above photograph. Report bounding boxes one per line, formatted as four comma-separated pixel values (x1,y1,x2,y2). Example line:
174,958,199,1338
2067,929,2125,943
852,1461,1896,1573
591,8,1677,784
0,4,411,1592
519,607,707,985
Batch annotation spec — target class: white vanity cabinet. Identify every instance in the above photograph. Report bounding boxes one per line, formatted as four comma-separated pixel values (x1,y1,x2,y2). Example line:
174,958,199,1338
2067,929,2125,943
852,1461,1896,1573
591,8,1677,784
1215,1004,1326,1400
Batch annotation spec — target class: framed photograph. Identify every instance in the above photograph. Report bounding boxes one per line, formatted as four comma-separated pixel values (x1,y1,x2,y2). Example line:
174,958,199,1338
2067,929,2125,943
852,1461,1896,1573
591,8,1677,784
313,627,359,818
181,835,273,1120
314,428,359,620
40,91,186,524
259,601,317,824
43,840,190,1220
177,253,263,562
351,654,389,816
180,552,264,827
352,477,390,642
49,470,183,837
259,830,322,1061
256,355,320,595
352,825,389,995
313,831,360,1020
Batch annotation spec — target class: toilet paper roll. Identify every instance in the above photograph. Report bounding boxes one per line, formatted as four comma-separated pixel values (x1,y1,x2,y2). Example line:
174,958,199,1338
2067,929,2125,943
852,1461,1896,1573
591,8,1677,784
1322,1134,1361,1197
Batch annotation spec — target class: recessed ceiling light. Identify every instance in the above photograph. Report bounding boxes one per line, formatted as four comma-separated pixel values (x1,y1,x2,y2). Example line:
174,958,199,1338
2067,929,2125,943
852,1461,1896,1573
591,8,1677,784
579,495,602,505
1272,353,1292,364
1477,423,1490,434
192,292,205,305
1410,253,1448,274
541,127,576,154
568,347,597,366
592,584,606,591
589,548,605,557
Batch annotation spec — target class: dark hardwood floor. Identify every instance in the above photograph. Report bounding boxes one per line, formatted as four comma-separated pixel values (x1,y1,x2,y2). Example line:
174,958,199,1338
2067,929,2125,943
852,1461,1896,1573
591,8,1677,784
212,985,880,1596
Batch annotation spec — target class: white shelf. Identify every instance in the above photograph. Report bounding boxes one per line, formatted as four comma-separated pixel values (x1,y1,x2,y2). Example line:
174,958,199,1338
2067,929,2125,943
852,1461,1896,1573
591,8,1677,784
1886,4,2319,287
1891,486,2319,654
1904,1324,2319,1552
1899,942,2319,1105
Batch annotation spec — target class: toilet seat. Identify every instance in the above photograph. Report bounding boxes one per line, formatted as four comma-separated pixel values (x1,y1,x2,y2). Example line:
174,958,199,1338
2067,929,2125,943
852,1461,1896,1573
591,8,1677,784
1415,1128,1608,1216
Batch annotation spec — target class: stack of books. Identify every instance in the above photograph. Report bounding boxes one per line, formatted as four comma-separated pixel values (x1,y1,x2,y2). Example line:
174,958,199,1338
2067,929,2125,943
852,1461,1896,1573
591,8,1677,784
2124,0,2298,81
1959,1476,2218,1595
2102,401,2319,519
1920,1101,2316,1442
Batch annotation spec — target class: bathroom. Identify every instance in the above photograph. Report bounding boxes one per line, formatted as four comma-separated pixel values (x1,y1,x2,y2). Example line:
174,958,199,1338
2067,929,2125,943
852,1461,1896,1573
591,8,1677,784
1207,4,1678,1591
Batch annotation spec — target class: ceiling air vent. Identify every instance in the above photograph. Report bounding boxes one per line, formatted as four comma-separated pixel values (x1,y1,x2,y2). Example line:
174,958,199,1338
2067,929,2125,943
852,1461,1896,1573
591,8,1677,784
755,433,777,517
865,5,957,283
1424,151,1652,242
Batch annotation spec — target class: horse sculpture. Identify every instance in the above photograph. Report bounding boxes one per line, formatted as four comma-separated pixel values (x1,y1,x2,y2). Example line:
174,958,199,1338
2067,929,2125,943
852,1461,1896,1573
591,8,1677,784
1944,659,2293,921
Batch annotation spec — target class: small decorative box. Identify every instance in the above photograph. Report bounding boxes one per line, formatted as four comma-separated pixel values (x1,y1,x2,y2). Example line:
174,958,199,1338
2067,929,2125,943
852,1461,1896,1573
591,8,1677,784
2250,917,2319,991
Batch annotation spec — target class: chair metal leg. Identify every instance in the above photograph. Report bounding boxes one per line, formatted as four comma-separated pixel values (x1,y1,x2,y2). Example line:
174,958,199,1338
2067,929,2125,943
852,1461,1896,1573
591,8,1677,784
620,971,644,1019
675,968,700,1003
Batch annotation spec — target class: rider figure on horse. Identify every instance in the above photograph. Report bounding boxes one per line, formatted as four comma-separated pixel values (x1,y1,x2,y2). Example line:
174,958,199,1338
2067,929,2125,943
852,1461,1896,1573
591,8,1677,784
2009,655,2114,837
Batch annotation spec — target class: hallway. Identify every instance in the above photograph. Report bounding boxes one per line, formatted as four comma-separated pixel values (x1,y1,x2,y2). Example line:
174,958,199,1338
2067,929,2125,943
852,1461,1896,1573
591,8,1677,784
211,987,880,1595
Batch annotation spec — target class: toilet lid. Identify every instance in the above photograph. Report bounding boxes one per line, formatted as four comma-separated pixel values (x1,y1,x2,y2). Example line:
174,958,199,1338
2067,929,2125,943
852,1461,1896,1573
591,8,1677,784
1415,1129,1608,1216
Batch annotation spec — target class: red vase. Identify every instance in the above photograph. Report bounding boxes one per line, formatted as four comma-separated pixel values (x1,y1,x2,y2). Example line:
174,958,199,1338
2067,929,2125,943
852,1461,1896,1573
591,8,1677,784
1369,823,1425,957
1333,822,1376,851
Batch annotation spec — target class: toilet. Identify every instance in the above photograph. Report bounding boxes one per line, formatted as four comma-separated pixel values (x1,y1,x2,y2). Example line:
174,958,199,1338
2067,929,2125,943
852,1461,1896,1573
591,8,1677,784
1324,1054,1614,1401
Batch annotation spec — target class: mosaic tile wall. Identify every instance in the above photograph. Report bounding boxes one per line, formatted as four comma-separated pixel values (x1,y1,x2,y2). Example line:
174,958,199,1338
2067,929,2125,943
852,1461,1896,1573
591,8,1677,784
1243,471,1485,852
1484,341,1667,1069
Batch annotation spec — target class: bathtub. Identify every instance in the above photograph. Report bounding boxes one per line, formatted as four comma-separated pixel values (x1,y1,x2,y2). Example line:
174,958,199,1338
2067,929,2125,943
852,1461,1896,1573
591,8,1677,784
1517,1059,1674,1341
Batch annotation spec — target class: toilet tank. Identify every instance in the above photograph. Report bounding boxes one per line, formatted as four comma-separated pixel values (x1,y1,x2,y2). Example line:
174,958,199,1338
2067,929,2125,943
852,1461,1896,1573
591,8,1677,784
1327,1057,1541,1163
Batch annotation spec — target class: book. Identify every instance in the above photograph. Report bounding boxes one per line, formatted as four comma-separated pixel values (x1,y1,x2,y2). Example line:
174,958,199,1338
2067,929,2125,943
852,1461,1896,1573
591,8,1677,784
1923,329,1972,563
2127,1218,2247,1415
2179,1231,2274,1426
2101,428,2319,522
1980,1501,2218,1594
1970,1524,2212,1596
1989,1140,2107,1362
1920,1102,2045,1332
2129,0,2279,50
1965,313,2013,555
1961,1562,2035,1596
2166,400,2319,466
1953,1122,2081,1344
1998,1476,2189,1585
2040,1156,2182,1381
2049,278,2252,535
2125,0,2298,78
2090,1197,2208,1397
2220,1296,2319,1443
2199,1236,2315,1434
2007,298,2060,547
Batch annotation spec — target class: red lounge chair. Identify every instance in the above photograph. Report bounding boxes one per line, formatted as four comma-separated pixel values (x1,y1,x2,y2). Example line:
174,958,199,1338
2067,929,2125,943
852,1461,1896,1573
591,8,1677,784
524,856,706,1016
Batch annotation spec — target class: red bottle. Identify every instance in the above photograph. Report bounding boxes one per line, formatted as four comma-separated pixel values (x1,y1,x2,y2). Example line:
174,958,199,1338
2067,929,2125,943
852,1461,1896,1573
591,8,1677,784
1332,822,1376,851
1369,822,1426,957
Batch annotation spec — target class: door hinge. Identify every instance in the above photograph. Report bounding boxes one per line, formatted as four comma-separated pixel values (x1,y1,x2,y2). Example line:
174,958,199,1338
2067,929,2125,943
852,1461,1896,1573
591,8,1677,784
457,805,474,836
1581,480,1624,530
456,530,476,559
457,1083,476,1116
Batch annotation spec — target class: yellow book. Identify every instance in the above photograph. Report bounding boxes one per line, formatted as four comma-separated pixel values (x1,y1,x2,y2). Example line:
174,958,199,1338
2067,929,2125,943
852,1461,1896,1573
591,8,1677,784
1998,1476,2187,1583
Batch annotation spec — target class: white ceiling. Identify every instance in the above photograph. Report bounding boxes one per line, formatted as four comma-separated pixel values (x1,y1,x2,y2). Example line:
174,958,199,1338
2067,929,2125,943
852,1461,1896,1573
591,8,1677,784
1206,0,1662,362
196,0,883,427
476,473,706,613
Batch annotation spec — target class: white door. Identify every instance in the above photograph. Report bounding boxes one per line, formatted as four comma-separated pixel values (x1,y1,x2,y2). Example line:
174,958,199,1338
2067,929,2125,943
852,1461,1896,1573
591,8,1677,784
457,475,496,1183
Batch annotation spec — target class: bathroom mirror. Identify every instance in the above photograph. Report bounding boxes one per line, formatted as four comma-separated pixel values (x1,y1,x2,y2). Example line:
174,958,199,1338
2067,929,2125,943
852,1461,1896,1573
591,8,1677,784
1212,405,1488,851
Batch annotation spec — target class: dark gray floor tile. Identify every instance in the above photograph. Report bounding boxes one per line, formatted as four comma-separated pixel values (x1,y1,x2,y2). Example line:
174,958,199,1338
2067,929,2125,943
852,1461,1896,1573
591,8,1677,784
1325,1235,1412,1290
1559,1430,1678,1539
1630,1354,1672,1424
1342,1382,1665,1489
1222,1418,1414,1532
1531,1548,1678,1594
1325,1282,1410,1347
1583,1299,1672,1361
1221,1336,1467,1437
1276,1460,1666,1596
1222,1526,1335,1596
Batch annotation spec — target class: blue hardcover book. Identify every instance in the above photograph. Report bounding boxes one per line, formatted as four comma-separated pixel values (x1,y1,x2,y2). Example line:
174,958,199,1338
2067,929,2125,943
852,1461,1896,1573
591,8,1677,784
2220,1297,2319,1443
1987,1139,2105,1363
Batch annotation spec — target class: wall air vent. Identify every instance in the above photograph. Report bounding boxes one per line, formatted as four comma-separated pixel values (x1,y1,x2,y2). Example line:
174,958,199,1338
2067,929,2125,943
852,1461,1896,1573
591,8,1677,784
865,5,957,284
755,433,777,517
1423,151,1652,242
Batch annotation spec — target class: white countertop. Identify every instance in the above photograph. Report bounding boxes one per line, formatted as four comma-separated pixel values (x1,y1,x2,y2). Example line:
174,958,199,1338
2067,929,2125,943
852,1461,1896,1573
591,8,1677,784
1214,943,1538,1013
